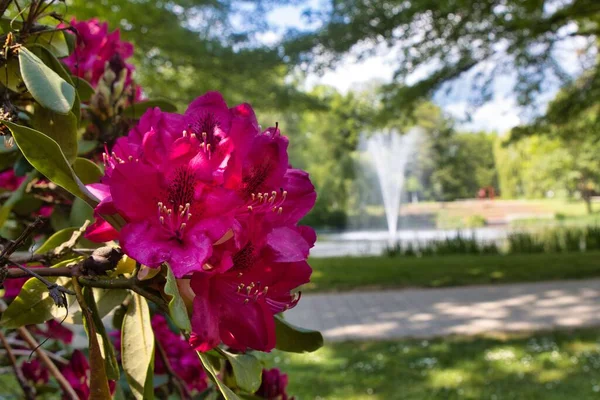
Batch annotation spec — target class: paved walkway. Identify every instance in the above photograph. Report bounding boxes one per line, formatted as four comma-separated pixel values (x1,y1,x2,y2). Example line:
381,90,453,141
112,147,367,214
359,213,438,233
285,279,600,341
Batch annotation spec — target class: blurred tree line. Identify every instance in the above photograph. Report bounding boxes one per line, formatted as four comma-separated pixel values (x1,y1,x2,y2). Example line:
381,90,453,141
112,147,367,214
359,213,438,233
66,0,600,229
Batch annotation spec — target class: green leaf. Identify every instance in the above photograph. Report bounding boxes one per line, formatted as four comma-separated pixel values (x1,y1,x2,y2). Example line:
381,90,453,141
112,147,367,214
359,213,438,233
69,197,94,227
83,287,120,381
0,56,23,92
19,46,75,114
274,315,324,353
2,120,98,206
122,293,155,400
78,140,100,156
31,107,78,163
72,76,95,102
27,30,70,58
78,286,112,400
0,17,22,34
73,157,103,184
34,227,78,255
198,352,241,400
67,288,128,325
122,99,177,119
218,349,263,393
0,258,81,328
29,45,80,122
164,264,191,332
0,172,36,228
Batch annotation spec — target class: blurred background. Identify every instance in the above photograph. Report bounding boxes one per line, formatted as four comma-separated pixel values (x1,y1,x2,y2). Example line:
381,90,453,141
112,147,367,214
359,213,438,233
64,0,600,398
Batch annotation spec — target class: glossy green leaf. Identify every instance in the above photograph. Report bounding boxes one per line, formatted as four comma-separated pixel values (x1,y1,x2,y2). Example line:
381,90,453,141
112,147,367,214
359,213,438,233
83,287,120,381
27,30,69,58
29,45,80,122
121,99,177,119
19,46,74,114
69,197,94,227
274,315,324,353
0,172,35,228
31,107,78,163
72,76,95,102
2,120,98,206
198,352,241,400
219,349,263,393
34,227,78,255
122,293,155,400
164,264,191,332
0,258,81,328
73,157,103,184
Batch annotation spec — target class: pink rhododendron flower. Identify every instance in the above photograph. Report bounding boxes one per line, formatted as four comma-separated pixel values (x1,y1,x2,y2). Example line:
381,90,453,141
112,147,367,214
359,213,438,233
152,315,208,392
256,368,294,400
189,221,314,352
62,18,135,88
0,169,24,191
22,359,49,385
93,91,317,352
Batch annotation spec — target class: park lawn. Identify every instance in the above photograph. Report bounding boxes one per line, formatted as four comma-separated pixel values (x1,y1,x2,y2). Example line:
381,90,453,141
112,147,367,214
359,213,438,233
305,251,600,293
261,328,600,400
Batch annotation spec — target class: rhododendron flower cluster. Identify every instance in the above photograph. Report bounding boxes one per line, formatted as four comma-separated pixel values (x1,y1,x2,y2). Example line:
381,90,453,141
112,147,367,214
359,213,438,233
62,18,135,89
90,91,316,352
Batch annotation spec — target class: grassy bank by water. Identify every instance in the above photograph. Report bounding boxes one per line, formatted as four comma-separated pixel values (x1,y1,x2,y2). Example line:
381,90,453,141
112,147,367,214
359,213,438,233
305,252,600,293
261,328,600,400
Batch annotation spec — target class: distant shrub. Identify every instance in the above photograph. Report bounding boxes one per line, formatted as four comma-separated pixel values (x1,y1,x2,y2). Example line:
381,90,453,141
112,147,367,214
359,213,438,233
465,215,487,228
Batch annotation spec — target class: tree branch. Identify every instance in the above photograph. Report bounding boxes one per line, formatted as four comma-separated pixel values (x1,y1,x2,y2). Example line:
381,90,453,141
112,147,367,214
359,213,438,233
0,329,36,400
16,326,79,400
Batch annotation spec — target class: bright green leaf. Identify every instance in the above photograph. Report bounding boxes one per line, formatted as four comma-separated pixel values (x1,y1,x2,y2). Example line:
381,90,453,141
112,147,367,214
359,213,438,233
72,76,95,102
73,157,103,184
31,107,78,163
198,352,241,400
274,315,324,353
218,349,263,393
122,99,177,119
27,30,70,58
0,258,81,328
122,293,155,400
19,46,75,114
2,120,98,206
164,264,191,332
34,227,78,255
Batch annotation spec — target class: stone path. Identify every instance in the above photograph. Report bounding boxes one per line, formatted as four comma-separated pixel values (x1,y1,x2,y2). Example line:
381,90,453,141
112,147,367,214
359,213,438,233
285,279,600,341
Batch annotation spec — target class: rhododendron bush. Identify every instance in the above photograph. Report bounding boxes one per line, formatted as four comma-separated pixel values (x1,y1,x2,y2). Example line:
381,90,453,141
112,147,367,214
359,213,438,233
0,2,321,399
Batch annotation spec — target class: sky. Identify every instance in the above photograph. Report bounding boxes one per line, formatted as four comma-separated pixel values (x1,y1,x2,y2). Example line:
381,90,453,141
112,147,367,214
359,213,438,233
263,2,588,134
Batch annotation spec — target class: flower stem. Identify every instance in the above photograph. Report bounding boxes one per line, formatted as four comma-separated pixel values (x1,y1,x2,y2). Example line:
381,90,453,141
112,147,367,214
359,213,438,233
0,329,36,400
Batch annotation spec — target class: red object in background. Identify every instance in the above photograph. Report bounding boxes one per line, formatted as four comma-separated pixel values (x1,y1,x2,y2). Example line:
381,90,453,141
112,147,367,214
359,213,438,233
478,187,495,200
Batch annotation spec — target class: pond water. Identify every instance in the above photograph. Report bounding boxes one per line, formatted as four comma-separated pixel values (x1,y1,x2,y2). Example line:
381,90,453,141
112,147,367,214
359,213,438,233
312,226,510,257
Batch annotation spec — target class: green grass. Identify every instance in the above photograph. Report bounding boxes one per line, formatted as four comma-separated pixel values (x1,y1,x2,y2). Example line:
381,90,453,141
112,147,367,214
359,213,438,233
261,329,600,400
305,252,600,293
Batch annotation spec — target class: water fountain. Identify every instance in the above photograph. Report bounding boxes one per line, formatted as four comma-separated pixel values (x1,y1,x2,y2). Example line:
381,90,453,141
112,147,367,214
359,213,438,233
365,129,419,240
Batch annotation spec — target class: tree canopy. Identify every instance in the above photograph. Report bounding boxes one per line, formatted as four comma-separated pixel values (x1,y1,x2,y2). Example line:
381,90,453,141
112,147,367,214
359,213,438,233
284,0,600,121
